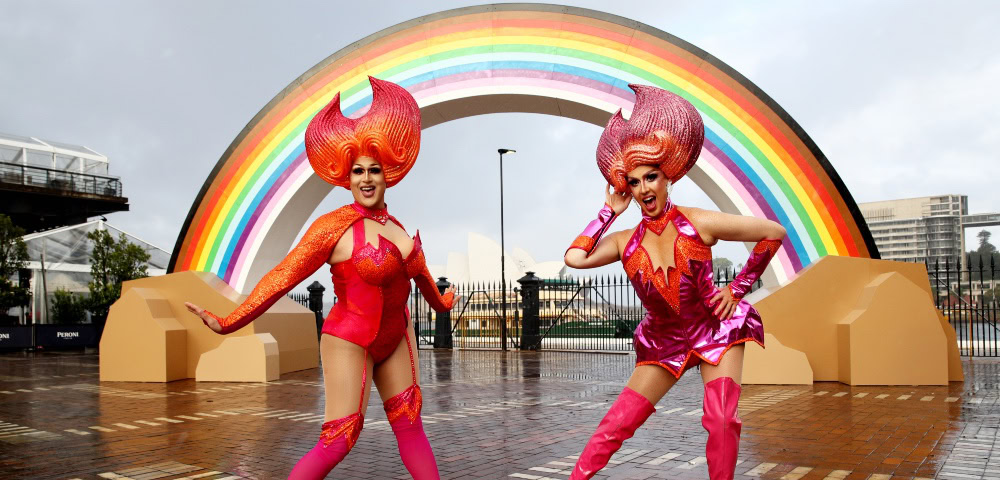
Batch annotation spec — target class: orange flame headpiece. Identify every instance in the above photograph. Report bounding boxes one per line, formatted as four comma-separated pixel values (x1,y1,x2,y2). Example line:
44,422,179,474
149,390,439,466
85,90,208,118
596,84,704,193
305,76,421,188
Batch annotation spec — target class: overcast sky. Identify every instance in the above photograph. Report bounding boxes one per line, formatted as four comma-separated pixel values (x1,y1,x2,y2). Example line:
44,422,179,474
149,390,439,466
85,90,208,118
3,1,998,294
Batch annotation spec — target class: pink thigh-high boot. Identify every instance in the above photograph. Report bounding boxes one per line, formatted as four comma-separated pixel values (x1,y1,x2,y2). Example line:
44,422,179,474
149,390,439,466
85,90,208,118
702,377,742,480
570,387,656,479
287,413,363,479
384,384,440,479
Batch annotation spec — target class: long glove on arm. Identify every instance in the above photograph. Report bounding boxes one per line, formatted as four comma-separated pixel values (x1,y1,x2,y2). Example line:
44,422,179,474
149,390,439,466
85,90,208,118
204,211,347,334
566,204,618,257
727,239,782,301
405,232,455,312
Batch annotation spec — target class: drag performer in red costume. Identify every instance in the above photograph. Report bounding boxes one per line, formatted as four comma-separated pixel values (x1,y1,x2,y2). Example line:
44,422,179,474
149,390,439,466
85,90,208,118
564,84,785,480
185,77,455,480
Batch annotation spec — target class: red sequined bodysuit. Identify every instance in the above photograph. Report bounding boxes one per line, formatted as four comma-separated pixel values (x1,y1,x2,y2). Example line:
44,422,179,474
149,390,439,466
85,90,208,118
204,202,453,342
325,209,426,362
203,202,453,452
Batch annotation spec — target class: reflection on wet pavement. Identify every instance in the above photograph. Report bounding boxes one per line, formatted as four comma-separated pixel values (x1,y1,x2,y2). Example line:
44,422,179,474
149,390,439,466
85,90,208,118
0,349,991,479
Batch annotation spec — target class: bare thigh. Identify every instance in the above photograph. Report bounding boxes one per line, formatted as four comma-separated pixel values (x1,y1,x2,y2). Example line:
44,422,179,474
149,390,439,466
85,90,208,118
700,344,745,385
320,334,375,422
625,364,680,404
373,323,420,402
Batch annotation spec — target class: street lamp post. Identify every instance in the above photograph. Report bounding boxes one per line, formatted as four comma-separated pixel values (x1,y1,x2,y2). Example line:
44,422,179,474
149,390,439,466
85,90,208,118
497,148,515,351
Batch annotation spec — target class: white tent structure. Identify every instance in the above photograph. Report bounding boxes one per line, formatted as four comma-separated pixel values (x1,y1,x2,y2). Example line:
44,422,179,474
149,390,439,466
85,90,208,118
18,220,169,324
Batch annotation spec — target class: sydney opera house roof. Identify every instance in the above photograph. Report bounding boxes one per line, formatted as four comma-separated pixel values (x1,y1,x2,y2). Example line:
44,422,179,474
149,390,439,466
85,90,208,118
428,232,566,283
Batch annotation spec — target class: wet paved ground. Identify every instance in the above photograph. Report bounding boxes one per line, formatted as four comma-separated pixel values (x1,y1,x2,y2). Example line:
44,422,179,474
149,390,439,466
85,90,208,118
0,349,996,479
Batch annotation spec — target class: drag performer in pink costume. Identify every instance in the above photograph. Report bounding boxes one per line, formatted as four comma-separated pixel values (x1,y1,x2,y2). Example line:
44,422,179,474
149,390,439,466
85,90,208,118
185,77,454,480
564,84,785,480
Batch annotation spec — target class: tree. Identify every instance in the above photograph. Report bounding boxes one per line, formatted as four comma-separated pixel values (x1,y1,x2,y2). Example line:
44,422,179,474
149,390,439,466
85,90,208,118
968,229,1000,280
978,230,997,256
713,257,734,279
86,229,150,325
51,288,88,324
0,214,30,315
713,257,733,271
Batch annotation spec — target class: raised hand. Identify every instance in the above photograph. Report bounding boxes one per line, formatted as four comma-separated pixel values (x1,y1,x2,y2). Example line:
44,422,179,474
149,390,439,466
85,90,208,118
445,285,460,311
184,302,223,333
605,184,631,216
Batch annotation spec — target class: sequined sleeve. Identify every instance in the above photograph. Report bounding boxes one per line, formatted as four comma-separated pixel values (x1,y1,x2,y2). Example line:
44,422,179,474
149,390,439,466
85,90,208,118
204,206,359,334
727,238,782,301
566,204,618,257
404,232,455,312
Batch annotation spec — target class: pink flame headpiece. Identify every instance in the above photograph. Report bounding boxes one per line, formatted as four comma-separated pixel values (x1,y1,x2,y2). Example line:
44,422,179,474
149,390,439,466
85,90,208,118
596,84,704,193
305,76,421,188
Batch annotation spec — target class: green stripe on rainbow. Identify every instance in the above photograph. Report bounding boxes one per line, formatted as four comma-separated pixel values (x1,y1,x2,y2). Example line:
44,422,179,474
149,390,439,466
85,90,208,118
170,4,877,292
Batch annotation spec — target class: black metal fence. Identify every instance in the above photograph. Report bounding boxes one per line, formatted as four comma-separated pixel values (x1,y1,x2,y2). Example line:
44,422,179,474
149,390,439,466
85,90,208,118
288,257,999,358
287,292,310,308
412,268,761,352
925,256,1000,357
0,161,123,197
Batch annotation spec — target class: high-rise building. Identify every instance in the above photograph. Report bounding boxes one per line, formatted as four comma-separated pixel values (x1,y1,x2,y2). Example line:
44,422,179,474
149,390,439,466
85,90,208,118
859,195,967,264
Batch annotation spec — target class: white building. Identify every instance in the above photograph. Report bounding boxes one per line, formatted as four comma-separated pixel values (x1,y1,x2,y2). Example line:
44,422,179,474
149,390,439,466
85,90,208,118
428,232,566,283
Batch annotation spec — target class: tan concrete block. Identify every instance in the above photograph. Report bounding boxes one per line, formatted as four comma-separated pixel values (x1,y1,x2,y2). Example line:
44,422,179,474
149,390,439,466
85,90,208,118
743,333,813,385
195,334,280,383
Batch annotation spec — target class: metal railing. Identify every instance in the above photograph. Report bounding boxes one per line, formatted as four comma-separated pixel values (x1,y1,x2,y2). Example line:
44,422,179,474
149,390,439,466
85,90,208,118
414,268,760,352
412,280,519,350
0,161,123,197
924,256,1000,357
287,292,310,308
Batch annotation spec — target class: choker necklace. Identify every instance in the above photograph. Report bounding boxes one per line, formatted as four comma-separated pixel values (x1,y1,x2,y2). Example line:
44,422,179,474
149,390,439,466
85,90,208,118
352,202,390,225
642,200,674,235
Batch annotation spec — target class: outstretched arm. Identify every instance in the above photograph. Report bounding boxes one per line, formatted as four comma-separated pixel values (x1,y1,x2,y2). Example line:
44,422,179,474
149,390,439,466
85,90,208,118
185,211,348,334
405,233,455,312
564,185,630,270
684,207,785,319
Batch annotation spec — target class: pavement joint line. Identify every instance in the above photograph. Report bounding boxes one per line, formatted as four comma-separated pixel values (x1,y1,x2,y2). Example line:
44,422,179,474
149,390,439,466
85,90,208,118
676,456,707,469
645,452,682,465
780,466,813,480
822,470,851,479
279,413,315,420
263,411,298,418
252,409,290,416
154,417,183,423
744,462,778,476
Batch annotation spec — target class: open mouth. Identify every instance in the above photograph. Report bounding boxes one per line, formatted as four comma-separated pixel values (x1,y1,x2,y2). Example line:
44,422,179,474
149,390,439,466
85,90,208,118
360,185,376,198
642,195,656,210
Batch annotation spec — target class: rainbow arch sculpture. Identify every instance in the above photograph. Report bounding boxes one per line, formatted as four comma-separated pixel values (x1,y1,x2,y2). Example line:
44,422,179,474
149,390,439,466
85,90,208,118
169,4,878,292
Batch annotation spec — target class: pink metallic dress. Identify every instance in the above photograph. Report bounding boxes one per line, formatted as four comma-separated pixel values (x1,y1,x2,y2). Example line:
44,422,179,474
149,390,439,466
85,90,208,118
623,206,764,378
569,202,781,380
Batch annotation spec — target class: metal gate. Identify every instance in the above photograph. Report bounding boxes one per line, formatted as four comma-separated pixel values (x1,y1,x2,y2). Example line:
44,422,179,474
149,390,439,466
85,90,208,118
926,257,1000,357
